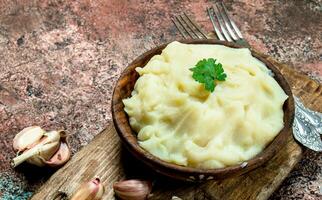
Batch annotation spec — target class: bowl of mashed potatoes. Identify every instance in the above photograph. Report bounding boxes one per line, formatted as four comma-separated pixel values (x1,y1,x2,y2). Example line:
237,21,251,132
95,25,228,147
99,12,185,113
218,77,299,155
112,40,294,181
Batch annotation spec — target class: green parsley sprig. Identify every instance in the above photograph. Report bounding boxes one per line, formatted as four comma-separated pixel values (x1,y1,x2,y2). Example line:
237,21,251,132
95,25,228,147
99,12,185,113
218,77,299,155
189,58,227,92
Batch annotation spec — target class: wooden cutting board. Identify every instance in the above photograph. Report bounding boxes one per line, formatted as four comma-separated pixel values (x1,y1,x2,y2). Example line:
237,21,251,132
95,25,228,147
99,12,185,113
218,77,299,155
31,56,321,200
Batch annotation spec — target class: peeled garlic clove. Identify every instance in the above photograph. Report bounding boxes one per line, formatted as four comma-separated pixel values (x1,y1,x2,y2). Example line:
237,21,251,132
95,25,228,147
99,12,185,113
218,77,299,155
13,126,45,152
12,130,61,167
113,179,152,200
71,178,104,200
44,141,71,167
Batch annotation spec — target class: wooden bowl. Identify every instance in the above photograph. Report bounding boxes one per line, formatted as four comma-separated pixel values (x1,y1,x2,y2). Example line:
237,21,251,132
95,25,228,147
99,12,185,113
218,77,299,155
112,39,295,182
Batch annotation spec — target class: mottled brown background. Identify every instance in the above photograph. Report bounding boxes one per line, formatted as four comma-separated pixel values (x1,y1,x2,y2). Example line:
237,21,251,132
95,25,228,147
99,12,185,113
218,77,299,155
0,0,321,199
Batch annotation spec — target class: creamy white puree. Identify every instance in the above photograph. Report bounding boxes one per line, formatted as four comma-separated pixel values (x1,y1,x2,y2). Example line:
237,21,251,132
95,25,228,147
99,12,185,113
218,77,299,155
123,41,288,169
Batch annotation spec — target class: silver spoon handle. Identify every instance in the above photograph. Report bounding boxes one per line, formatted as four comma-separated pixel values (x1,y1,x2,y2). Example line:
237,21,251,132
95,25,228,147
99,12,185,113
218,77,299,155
295,97,322,128
292,96,322,151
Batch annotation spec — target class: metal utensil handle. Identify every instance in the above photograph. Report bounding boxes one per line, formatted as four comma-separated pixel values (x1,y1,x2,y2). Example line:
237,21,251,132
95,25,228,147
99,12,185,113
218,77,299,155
293,97,322,151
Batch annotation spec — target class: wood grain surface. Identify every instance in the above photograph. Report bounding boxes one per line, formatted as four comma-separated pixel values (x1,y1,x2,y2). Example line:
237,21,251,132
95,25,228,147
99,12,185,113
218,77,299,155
31,57,321,200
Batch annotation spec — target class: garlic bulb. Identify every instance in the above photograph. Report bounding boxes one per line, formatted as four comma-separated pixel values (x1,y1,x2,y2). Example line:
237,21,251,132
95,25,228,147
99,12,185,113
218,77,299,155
12,127,71,167
70,178,104,200
113,179,152,200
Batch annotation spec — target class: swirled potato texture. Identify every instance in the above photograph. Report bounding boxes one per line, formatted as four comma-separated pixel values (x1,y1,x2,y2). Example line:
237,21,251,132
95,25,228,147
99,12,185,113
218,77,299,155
123,41,288,169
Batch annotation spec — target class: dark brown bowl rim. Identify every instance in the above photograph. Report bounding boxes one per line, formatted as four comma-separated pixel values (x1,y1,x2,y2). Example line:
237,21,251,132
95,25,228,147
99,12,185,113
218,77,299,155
112,39,295,178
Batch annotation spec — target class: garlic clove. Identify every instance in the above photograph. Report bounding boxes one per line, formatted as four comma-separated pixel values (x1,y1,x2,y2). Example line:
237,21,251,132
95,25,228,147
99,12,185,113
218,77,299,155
26,141,60,167
44,141,71,167
44,130,71,167
12,130,61,167
113,179,152,200
70,177,104,200
40,130,61,146
13,126,45,152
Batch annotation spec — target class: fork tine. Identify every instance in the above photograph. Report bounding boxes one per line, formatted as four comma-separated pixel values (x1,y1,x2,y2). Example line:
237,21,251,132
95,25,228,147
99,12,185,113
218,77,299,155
172,13,209,39
180,13,204,39
183,13,209,39
217,2,238,40
212,5,232,42
175,15,198,39
207,7,225,41
221,2,243,39
172,17,189,39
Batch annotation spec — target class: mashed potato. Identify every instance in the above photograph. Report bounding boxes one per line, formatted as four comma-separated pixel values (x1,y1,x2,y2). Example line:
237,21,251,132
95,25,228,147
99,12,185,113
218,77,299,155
123,41,288,169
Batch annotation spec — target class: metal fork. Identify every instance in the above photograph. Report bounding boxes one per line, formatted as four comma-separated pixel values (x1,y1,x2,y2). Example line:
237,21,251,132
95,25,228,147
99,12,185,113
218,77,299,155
207,2,250,48
172,3,322,152
172,13,209,39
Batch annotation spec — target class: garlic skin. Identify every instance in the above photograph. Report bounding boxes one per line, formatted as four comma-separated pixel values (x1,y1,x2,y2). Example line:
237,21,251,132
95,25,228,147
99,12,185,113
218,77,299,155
113,179,152,200
70,178,104,200
25,139,60,167
13,126,45,152
12,128,71,168
44,141,71,167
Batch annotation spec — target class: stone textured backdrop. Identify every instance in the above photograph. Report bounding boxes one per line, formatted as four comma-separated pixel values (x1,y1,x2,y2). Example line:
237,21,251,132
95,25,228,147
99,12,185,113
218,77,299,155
0,0,321,199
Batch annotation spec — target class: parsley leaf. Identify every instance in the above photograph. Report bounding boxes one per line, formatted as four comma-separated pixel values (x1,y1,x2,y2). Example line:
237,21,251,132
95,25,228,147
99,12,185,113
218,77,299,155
190,58,227,92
